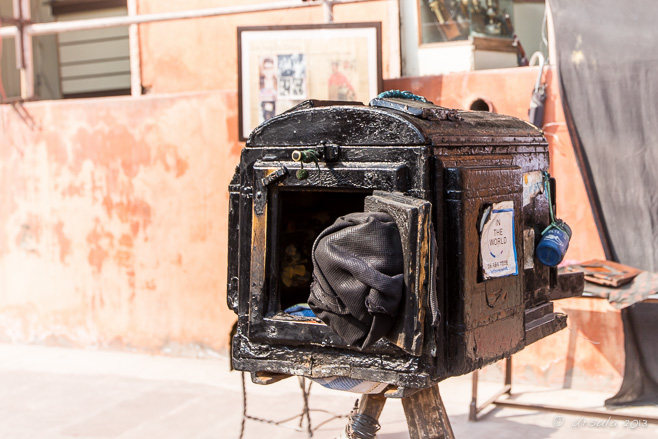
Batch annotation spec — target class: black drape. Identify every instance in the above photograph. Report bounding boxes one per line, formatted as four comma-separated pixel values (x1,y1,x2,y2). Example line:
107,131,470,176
550,0,658,407
309,212,405,349
606,303,658,407
550,0,658,269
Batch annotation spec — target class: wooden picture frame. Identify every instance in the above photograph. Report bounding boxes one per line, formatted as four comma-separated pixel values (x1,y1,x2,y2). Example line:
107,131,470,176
237,22,383,141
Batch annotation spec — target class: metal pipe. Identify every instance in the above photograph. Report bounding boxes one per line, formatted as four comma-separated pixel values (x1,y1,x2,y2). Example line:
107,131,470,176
127,0,141,97
323,0,334,22
13,0,33,99
473,384,512,419
20,0,33,99
504,356,512,390
28,2,308,35
12,0,24,69
469,357,513,421
0,0,384,100
493,400,658,425
0,0,381,37
23,0,379,36
469,370,479,421
0,26,19,38
387,0,401,78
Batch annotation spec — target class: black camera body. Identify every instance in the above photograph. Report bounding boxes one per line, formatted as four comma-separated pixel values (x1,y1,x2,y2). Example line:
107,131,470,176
227,98,583,393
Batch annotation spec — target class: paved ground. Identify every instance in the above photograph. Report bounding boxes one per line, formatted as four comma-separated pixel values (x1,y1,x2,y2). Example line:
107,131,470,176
0,344,657,439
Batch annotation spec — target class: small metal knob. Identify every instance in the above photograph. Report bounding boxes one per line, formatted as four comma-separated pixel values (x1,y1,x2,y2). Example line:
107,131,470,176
291,149,320,181
291,149,319,163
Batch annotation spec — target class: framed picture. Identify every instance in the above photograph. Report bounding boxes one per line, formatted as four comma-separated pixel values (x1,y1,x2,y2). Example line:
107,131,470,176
238,22,383,141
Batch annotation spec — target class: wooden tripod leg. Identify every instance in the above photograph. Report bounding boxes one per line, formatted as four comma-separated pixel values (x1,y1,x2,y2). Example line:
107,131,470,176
340,393,387,438
357,393,388,420
401,384,456,439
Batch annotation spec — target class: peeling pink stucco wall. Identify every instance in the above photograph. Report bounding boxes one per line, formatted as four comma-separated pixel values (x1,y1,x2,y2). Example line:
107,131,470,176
0,0,395,356
0,55,625,390
137,0,393,94
0,91,241,353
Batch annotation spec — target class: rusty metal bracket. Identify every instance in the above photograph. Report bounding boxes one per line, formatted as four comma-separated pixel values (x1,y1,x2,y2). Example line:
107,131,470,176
470,342,658,425
261,166,288,186
322,142,340,162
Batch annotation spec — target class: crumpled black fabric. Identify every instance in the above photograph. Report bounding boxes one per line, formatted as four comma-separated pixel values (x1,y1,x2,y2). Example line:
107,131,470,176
605,303,658,408
308,211,404,349
551,0,658,407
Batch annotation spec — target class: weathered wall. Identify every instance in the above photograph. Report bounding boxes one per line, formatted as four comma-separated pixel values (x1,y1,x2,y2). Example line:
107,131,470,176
0,54,624,389
0,0,395,358
0,91,241,354
137,0,394,94
387,67,623,392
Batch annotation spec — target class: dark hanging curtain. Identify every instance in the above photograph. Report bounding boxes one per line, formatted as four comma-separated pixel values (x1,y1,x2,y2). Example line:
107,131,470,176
549,0,658,407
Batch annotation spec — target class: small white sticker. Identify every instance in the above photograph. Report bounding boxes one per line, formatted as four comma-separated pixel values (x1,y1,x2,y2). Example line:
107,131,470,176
523,171,544,207
480,201,518,279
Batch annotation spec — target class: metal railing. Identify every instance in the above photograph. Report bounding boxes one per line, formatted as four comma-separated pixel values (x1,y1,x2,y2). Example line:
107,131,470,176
0,0,382,101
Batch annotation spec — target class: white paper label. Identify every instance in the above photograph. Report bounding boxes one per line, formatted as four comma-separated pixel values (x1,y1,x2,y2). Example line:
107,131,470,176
480,201,518,279
523,171,544,207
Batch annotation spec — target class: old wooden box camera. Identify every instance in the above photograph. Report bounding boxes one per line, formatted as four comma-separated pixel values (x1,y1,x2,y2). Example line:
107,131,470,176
227,97,583,393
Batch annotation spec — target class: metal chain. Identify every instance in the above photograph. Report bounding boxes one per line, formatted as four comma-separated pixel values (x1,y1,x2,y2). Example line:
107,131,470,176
238,372,348,439
239,371,247,439
240,372,297,438
298,376,313,437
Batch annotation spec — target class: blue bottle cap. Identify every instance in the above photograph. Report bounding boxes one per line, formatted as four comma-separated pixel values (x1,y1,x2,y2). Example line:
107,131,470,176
536,222,572,267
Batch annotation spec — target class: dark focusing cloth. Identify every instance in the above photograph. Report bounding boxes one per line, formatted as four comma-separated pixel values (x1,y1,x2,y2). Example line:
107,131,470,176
551,0,658,407
308,211,404,349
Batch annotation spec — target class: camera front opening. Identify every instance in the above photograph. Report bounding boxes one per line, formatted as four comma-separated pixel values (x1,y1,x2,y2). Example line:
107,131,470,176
269,189,372,315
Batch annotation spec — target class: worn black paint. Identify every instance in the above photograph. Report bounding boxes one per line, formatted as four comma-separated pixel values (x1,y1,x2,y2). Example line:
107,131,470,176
227,98,584,394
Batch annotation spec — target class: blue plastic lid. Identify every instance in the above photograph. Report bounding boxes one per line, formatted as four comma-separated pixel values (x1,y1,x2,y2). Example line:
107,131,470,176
536,240,562,266
536,226,570,267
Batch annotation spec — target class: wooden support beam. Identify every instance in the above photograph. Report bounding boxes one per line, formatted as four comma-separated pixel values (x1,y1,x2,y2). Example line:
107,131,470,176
401,384,456,439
